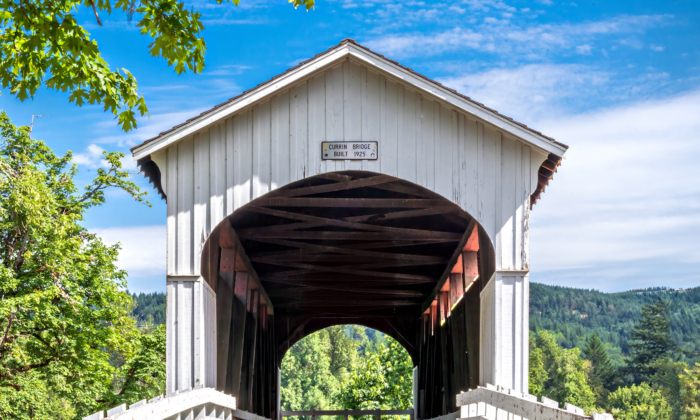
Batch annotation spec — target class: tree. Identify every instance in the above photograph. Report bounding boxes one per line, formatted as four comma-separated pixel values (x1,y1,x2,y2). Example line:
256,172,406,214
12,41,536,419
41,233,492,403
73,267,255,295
326,325,365,380
625,299,679,384
280,329,342,413
338,341,413,415
0,0,314,131
0,111,149,417
583,333,616,405
607,383,672,420
679,363,700,420
533,330,596,410
528,334,547,397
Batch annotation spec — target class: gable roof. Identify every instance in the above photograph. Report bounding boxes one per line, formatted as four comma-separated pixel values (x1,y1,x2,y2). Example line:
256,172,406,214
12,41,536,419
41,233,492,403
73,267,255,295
130,39,568,160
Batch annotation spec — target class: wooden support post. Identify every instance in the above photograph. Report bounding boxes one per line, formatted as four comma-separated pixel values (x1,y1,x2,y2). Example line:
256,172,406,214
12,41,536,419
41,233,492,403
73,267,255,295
217,247,235,391
228,272,249,401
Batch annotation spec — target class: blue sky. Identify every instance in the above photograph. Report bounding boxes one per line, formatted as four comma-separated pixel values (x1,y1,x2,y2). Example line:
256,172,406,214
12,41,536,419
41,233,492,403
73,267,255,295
3,0,699,293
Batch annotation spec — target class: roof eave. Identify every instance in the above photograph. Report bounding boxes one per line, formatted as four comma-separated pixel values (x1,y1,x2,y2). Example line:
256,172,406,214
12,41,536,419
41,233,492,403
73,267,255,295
131,43,354,160
132,40,568,161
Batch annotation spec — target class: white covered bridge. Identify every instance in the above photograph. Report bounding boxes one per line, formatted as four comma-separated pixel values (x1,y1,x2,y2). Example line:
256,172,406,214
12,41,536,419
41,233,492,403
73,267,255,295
86,39,613,420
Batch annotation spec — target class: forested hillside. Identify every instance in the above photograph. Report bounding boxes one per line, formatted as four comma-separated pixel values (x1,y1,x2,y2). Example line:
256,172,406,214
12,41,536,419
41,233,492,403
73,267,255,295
131,284,700,364
530,284,700,365
130,292,166,326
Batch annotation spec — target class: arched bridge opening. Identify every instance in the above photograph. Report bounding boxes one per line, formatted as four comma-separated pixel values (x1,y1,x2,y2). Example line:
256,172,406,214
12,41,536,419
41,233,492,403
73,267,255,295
200,171,495,420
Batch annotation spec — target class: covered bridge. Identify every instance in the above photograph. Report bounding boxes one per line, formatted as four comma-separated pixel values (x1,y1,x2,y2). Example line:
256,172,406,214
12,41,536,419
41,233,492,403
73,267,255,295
110,39,589,420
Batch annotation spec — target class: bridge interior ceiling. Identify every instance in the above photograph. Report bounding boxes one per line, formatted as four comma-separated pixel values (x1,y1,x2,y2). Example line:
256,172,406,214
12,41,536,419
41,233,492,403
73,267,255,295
201,171,496,419
230,171,474,319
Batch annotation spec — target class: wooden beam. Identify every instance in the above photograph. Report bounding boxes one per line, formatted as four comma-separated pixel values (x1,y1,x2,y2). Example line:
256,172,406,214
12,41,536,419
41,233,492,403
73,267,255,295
271,174,396,197
216,246,235,391
264,283,424,297
421,219,477,312
253,197,453,208
248,239,453,259
242,206,460,238
227,271,249,399
238,230,462,241
246,238,451,263
224,221,273,313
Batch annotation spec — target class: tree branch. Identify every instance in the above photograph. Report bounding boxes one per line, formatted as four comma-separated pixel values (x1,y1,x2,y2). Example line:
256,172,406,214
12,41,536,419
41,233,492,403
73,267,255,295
90,0,102,25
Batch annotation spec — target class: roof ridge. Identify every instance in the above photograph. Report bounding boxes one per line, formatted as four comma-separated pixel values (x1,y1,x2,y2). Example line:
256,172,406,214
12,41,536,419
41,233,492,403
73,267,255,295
130,39,567,153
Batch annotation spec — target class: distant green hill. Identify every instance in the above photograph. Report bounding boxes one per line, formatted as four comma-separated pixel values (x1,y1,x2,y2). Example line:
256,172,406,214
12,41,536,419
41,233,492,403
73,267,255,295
130,291,166,326
129,283,700,364
530,283,700,365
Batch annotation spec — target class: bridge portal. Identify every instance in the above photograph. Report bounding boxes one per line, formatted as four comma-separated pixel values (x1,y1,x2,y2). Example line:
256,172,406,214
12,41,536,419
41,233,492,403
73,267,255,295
129,39,567,420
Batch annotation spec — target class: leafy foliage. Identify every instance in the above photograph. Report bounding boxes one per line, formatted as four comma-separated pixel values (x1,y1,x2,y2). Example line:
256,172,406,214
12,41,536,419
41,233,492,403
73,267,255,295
679,363,700,419
0,0,315,131
607,383,672,420
625,299,680,384
0,111,162,418
281,325,412,420
131,291,166,325
583,333,617,406
530,284,700,366
530,330,596,410
338,341,413,414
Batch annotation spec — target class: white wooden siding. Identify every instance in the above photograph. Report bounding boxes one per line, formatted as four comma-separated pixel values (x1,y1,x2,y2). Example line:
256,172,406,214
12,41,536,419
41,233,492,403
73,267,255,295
166,277,217,394
479,271,530,393
158,59,548,276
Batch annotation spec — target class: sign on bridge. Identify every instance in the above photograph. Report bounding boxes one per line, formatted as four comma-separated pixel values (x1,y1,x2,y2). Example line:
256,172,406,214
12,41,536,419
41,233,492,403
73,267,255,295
322,141,378,160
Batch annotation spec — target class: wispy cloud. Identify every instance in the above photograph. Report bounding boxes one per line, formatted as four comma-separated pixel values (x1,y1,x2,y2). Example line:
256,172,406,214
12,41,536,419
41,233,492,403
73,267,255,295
530,90,700,290
93,225,166,287
364,14,671,59
437,64,610,121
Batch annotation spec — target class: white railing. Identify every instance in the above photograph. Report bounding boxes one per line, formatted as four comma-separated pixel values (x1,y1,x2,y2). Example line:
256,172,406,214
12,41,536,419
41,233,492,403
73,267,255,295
456,384,614,420
83,387,243,420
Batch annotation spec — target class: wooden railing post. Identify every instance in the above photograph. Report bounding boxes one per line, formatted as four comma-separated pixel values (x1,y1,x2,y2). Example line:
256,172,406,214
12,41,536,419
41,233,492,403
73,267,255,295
344,409,349,420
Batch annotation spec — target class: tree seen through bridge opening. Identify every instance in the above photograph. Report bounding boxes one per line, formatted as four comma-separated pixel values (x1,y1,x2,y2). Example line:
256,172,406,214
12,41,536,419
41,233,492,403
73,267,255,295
280,325,413,420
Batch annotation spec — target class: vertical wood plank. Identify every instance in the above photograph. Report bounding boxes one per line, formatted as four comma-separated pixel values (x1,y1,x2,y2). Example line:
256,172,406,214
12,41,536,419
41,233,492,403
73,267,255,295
211,122,226,227
166,280,176,393
326,64,344,172
344,61,362,170
290,82,308,181
461,116,479,219
229,272,249,401
521,145,532,270
500,136,516,270
217,247,235,391
435,104,453,200
362,68,381,172
194,130,210,275
177,281,194,391
167,145,178,275
253,100,272,199
177,137,194,275
233,111,253,209
271,92,291,190
514,141,524,271
193,280,203,389
308,74,326,175
398,87,417,182
381,76,398,176
451,109,460,204
418,97,435,188
479,125,496,249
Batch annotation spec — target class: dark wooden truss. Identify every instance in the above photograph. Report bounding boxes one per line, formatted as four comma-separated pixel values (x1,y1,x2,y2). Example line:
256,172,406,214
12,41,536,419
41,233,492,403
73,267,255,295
200,171,495,420
227,171,475,318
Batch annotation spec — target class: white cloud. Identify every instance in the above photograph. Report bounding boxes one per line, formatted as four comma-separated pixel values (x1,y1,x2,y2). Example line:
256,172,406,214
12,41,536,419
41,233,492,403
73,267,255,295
530,90,700,290
575,44,592,54
93,225,166,279
449,5,465,14
650,44,664,52
73,144,108,169
364,14,671,59
437,64,610,121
